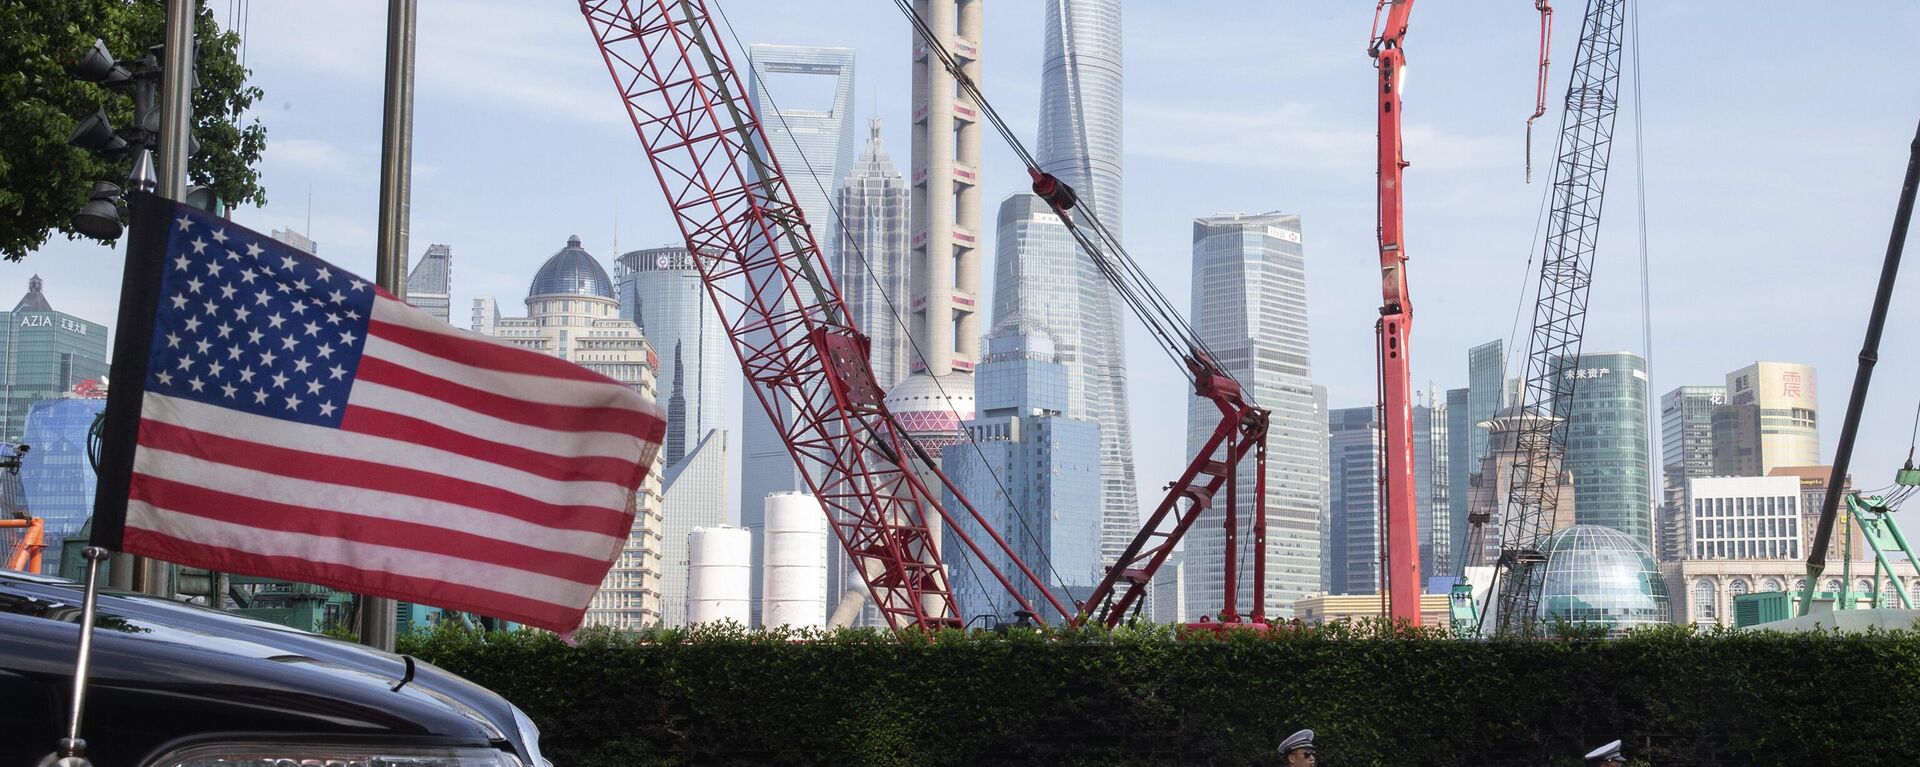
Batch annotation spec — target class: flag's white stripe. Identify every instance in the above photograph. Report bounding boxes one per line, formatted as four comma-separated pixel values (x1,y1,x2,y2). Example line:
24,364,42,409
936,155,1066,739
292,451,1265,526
144,394,634,510
127,501,600,605
347,380,644,462
363,332,652,411
132,445,625,560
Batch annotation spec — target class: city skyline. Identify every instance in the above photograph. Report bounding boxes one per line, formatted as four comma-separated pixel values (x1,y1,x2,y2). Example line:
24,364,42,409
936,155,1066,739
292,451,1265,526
9,5,1920,618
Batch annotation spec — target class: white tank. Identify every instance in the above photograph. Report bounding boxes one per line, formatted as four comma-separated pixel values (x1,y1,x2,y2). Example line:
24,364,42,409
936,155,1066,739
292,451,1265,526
685,526,750,626
762,491,828,629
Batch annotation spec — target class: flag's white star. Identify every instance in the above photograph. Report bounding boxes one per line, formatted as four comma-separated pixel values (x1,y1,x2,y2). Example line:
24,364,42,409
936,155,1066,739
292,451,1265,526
194,338,211,355
156,371,174,385
165,332,182,349
289,300,309,316
185,276,204,294
327,365,347,381
275,282,291,294
206,360,225,378
202,299,219,316
189,237,208,254
305,380,324,396
225,249,243,262
266,313,286,330
173,254,192,271
253,389,269,404
176,356,194,372
210,228,229,244
292,279,310,293
315,343,335,360
205,260,224,278
279,254,299,271
293,357,312,374
324,312,342,326
215,323,233,339
246,329,264,346
338,330,359,346
187,377,206,392
245,242,263,258
175,215,194,231
232,306,252,322
303,321,321,337
226,346,243,361
254,290,274,307
344,309,362,321
270,372,289,389
317,401,337,417
238,367,256,383
182,316,202,333
280,336,299,352
314,266,332,282
170,294,190,310
238,268,258,284
258,350,278,367
328,290,346,305
350,279,367,292
284,394,303,411
218,284,237,300
220,383,237,398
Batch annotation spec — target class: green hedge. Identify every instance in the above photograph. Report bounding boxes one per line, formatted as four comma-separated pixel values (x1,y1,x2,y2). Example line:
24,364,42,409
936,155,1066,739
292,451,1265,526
398,621,1920,766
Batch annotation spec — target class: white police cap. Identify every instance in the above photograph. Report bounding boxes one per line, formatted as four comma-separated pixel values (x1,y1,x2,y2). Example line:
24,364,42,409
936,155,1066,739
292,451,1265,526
1278,729,1315,754
1584,739,1624,763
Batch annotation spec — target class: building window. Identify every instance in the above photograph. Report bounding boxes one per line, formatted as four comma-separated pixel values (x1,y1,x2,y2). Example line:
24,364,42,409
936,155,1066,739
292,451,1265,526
1761,577,1782,593
1693,579,1717,622
1729,579,1750,599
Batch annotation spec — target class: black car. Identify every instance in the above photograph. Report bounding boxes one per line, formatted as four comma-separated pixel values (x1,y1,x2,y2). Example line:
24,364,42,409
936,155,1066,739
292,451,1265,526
0,568,548,766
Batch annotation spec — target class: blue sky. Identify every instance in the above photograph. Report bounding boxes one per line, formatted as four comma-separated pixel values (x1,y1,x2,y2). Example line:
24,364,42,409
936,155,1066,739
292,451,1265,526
12,2,1920,523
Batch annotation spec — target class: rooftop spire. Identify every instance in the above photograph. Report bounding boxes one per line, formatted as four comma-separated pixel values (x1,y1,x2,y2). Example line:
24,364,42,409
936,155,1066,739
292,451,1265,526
13,275,52,313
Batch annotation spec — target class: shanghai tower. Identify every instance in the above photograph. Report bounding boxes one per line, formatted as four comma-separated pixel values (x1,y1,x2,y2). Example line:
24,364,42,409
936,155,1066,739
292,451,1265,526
992,0,1136,563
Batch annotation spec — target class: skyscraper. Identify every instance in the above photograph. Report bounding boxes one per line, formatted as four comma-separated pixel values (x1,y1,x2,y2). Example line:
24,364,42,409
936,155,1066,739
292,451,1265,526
1712,362,1819,476
18,394,108,574
993,0,1137,566
1445,386,1471,569
1556,351,1654,549
1184,213,1320,618
835,118,913,390
1658,385,1727,560
1327,406,1381,595
269,228,317,255
660,429,730,627
741,44,857,623
940,322,1100,620
1467,340,1506,471
616,245,727,467
472,236,666,630
404,244,452,324
1415,395,1450,577
0,276,109,442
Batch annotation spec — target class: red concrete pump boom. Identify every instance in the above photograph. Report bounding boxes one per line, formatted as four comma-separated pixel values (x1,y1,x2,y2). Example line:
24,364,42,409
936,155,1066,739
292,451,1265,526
1370,0,1424,626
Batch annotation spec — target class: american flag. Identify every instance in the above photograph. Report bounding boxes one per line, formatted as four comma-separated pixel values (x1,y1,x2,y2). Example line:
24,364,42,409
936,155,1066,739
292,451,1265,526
93,194,665,633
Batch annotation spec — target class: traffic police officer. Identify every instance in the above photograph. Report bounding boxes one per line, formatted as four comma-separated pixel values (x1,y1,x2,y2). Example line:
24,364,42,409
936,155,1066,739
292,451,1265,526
1584,739,1627,765
1276,729,1316,766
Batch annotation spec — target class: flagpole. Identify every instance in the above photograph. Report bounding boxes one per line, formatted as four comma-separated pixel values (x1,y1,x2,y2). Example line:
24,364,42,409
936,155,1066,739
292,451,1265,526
362,0,417,653
52,546,111,765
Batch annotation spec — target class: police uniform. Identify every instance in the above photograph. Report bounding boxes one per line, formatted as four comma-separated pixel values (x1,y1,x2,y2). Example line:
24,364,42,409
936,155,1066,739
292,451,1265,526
1584,740,1626,764
1277,729,1315,759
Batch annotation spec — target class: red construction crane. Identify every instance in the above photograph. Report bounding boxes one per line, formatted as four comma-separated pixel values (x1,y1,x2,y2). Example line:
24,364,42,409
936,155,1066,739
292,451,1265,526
1369,0,1424,626
581,0,1273,629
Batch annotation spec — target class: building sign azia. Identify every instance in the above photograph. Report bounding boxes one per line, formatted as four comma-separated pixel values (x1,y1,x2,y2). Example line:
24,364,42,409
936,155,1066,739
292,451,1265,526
16,315,89,335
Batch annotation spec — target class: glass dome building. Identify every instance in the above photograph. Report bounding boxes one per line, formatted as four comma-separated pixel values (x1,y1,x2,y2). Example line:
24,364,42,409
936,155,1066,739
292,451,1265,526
1536,524,1670,634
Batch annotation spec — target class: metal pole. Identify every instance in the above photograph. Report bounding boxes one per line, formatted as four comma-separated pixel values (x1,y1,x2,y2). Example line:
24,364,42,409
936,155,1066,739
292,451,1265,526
1799,117,1920,616
156,0,193,200
55,547,111,765
361,0,416,652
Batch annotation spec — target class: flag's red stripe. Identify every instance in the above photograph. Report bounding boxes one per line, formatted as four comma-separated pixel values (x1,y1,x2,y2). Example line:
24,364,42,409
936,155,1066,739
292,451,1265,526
355,356,661,438
368,316,613,384
121,527,583,632
129,475,616,584
136,419,633,533
341,407,643,483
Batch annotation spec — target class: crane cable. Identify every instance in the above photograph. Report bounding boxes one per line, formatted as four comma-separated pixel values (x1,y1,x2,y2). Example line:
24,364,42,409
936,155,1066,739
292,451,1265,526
707,0,1080,616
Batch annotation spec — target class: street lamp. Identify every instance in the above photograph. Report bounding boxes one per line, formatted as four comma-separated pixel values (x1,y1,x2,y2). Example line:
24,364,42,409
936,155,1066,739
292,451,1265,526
70,183,125,240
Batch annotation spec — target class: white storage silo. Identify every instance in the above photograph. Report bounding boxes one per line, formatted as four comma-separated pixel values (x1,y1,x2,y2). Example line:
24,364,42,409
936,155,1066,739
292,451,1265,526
762,491,828,629
685,526,751,626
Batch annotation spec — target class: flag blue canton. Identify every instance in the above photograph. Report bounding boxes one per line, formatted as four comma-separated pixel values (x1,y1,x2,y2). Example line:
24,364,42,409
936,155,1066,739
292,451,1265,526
144,209,376,429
